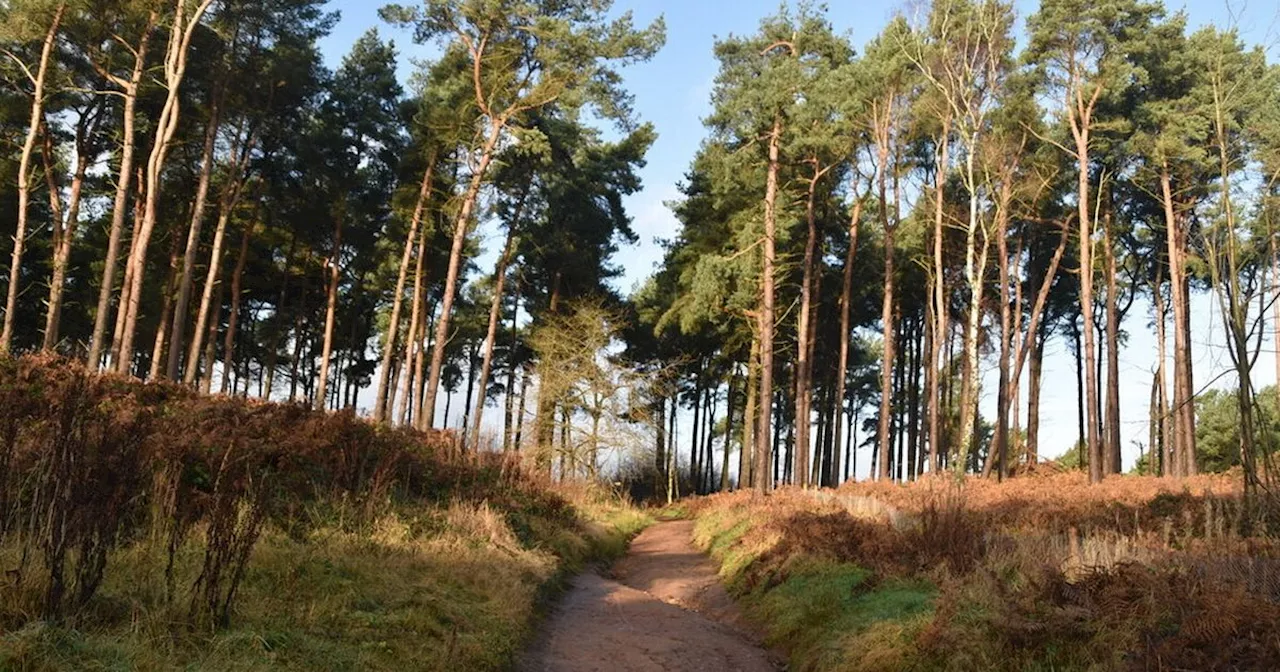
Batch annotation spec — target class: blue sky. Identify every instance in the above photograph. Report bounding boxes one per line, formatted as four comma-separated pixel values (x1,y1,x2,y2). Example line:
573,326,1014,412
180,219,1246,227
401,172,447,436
317,1,1280,474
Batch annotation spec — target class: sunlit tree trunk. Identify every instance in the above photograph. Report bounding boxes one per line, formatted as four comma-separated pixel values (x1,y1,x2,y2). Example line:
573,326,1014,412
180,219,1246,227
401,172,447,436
165,99,223,380
315,212,343,410
928,120,951,474
116,0,216,374
89,10,156,367
756,115,781,493
3,2,66,352
375,160,434,422
43,106,97,350
423,120,503,428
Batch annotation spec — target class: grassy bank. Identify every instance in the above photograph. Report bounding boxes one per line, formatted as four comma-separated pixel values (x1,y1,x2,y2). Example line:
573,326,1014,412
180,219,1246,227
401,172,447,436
0,356,649,671
690,475,1280,671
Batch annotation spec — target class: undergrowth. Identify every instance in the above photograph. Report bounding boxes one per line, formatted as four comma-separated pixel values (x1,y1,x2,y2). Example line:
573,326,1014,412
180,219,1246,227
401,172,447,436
0,355,650,671
691,478,1280,672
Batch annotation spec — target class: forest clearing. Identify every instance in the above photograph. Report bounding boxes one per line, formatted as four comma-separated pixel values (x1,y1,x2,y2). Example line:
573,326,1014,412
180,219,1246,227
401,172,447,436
2,0,1280,669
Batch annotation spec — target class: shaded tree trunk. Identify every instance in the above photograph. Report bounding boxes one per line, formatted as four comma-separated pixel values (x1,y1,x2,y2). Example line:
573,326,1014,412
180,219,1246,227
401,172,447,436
220,226,250,394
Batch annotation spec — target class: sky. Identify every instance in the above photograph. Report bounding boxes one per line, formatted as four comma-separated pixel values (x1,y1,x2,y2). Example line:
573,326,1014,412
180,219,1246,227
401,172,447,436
315,0,1280,477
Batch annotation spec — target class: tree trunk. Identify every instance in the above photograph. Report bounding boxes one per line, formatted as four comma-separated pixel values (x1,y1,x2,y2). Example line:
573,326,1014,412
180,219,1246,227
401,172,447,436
1073,126,1103,483
756,115,781,493
3,2,66,352
221,226,250,394
43,105,97,350
460,340,479,444
1104,212,1122,474
958,140,989,475
741,337,759,488
502,282,521,450
876,132,895,482
793,167,823,488
513,366,530,450
200,279,222,395
164,97,222,380
928,120,951,474
399,226,429,425
315,214,343,410
422,121,503,429
1161,167,1195,476
469,183,529,449
147,231,184,380
832,195,863,486
116,0,215,373
375,159,434,422
1027,321,1045,465
89,10,156,367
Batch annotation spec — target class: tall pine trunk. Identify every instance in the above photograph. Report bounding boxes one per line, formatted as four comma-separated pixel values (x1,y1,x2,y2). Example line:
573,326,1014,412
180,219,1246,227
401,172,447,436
469,183,528,449
164,99,222,379
43,106,97,350
876,122,895,482
3,2,66,352
375,159,434,422
116,0,215,373
793,168,823,487
928,120,951,473
220,226,250,394
89,11,156,367
315,213,343,410
755,115,781,493
832,196,863,486
422,121,503,429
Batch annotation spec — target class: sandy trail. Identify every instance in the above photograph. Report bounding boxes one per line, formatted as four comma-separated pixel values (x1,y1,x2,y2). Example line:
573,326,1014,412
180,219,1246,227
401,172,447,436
516,520,781,672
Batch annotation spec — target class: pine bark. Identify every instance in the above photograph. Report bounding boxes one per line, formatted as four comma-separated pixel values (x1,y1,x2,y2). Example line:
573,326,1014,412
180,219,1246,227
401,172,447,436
3,2,66,352
422,120,504,429
42,105,97,350
375,160,435,422
755,115,781,493
116,0,216,373
164,99,223,380
88,11,156,367
220,226,250,394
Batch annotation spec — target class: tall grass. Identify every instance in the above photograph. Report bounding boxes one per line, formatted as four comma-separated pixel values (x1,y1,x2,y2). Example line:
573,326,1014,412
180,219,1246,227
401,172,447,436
0,355,647,670
690,478,1280,671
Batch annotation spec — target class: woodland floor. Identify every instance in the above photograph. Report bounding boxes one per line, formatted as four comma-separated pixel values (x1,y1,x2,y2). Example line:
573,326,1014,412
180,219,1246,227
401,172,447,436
516,520,783,672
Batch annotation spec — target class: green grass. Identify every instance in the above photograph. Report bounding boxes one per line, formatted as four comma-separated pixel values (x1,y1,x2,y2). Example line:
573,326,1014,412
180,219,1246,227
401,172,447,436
690,501,935,672
0,496,651,672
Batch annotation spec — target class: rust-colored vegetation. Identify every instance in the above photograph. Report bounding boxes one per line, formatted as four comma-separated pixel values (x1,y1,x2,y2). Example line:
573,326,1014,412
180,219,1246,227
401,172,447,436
691,474,1280,671
0,356,645,670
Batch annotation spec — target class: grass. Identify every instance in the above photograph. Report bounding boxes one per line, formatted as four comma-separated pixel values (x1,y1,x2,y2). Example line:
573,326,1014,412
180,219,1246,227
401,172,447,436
1,490,650,672
688,480,1280,672
0,356,654,671
690,495,936,672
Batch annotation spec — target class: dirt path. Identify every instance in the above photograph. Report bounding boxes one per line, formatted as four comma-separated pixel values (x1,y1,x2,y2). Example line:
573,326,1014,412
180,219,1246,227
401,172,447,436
516,520,781,672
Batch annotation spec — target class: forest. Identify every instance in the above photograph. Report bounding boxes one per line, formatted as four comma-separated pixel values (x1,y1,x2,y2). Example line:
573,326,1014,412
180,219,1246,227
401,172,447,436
2,0,1280,669
1,0,1279,495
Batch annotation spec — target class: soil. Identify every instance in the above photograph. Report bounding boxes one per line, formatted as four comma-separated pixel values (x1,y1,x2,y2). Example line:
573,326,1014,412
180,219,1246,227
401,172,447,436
516,520,782,672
